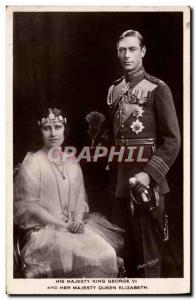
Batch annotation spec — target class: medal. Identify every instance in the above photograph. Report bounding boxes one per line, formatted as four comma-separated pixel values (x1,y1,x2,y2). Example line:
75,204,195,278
130,119,145,135
121,83,145,135
122,84,129,95
132,106,144,118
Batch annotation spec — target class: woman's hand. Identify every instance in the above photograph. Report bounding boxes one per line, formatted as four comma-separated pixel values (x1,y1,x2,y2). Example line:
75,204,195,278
68,219,84,233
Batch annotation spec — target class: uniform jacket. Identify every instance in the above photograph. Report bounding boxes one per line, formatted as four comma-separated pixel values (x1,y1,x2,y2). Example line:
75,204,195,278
107,66,181,197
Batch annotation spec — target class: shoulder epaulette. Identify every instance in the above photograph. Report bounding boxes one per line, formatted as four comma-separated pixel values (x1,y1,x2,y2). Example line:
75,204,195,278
133,78,158,97
107,76,125,105
145,73,166,86
107,85,114,105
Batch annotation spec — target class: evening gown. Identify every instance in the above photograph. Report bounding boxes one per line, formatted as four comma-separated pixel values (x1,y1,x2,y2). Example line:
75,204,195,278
14,149,124,278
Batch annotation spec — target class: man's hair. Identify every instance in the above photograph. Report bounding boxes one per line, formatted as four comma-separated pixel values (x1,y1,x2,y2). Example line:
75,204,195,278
117,30,145,49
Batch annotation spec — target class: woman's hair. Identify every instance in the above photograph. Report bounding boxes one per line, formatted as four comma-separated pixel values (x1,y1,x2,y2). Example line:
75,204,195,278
37,107,66,126
117,29,145,49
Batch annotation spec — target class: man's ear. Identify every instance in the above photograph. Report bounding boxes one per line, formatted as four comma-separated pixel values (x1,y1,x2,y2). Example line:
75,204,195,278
141,46,146,58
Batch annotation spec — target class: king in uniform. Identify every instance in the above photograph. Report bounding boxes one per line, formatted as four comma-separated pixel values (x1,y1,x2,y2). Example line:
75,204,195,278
107,30,181,277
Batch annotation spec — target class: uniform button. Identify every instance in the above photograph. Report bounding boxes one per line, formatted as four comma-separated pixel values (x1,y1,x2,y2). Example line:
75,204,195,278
120,124,125,129
121,136,125,138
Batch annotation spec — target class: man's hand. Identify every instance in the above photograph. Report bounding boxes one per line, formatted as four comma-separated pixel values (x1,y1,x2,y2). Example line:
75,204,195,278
129,172,151,204
134,172,150,187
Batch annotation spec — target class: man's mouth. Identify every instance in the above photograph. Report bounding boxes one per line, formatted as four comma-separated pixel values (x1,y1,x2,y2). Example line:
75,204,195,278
124,61,134,64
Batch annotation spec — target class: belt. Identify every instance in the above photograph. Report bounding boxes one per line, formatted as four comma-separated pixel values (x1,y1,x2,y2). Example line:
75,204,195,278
115,138,156,146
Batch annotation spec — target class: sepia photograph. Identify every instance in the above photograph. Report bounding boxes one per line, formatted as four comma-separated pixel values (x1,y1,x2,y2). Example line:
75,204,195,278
6,5,190,294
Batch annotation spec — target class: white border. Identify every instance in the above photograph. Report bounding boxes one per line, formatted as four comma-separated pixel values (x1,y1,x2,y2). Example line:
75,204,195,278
4,4,191,296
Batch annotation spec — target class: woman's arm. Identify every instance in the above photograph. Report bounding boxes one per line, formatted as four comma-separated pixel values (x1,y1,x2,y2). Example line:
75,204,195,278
14,153,66,229
66,160,89,233
72,162,89,221
27,202,65,227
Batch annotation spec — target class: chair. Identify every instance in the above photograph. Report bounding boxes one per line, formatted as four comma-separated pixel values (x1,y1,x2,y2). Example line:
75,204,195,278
13,224,27,278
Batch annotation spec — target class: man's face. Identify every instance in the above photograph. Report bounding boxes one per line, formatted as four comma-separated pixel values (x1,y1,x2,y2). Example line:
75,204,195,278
118,36,146,72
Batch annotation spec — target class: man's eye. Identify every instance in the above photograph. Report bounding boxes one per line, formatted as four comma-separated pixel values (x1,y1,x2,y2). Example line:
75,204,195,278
119,48,126,52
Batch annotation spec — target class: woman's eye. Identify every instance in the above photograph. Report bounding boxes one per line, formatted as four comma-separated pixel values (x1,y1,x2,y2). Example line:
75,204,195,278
55,125,63,130
42,126,50,131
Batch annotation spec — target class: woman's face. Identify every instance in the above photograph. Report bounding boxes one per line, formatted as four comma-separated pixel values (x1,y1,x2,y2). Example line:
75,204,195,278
41,121,65,148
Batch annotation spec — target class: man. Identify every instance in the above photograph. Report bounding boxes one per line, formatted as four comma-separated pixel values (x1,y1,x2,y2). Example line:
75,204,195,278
107,30,181,277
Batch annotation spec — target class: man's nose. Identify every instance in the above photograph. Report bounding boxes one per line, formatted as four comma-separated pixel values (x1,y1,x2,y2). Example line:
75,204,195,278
124,49,131,58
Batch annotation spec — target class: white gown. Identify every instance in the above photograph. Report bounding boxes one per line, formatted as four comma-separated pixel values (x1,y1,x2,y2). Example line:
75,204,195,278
14,149,123,278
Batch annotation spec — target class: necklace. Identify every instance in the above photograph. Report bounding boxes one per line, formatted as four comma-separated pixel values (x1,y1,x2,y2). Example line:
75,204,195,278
52,162,66,180
50,161,72,222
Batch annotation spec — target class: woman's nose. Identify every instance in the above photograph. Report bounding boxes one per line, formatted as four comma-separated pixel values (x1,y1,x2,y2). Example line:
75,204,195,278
50,127,56,137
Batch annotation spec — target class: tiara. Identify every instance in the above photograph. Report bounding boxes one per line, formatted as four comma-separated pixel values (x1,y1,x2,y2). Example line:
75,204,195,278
37,108,67,127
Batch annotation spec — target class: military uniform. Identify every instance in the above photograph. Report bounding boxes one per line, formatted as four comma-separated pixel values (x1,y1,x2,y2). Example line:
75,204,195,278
107,66,181,277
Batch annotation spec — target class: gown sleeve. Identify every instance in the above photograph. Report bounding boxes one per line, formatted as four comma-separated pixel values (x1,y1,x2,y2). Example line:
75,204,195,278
72,161,89,221
14,152,42,228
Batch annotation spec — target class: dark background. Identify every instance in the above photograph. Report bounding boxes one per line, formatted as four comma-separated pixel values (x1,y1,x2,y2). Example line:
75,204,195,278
13,11,183,277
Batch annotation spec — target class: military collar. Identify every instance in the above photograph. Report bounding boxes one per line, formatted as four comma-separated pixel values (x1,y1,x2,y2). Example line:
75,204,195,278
125,66,146,82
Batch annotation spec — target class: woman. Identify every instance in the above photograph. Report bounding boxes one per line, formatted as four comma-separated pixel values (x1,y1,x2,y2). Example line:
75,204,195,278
14,108,123,278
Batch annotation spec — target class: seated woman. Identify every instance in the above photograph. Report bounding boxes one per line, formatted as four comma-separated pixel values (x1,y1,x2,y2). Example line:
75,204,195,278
14,108,124,278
